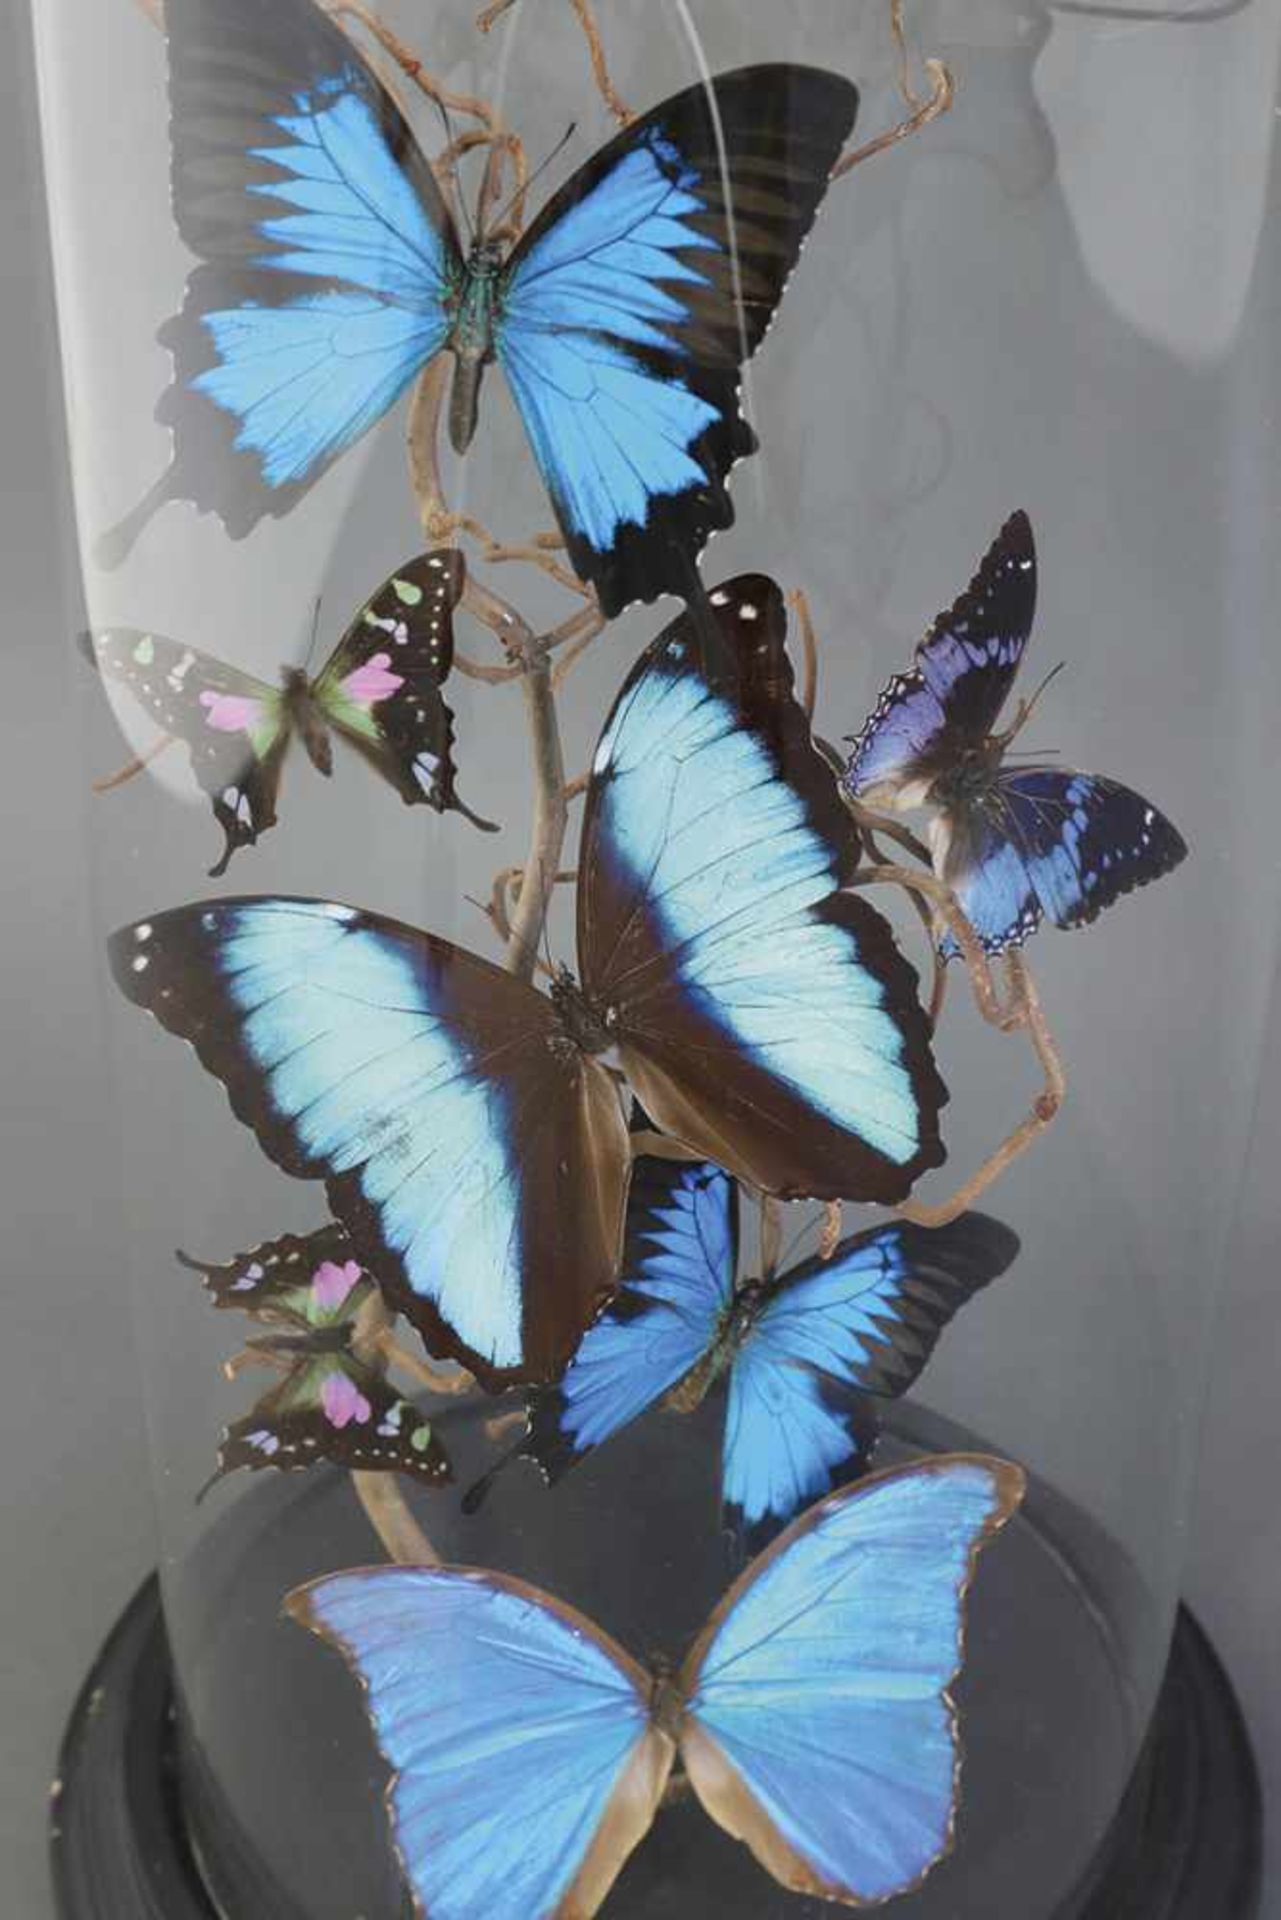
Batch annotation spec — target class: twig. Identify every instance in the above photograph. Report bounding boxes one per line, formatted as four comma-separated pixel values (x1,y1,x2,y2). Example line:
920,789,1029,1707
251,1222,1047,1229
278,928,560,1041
477,0,634,125
890,0,923,112
551,614,606,690
332,1,500,128
92,733,178,793
563,772,589,803
454,650,524,685
818,1200,843,1260
759,1192,783,1279
833,58,953,181
485,542,592,599
352,1473,440,1565
787,589,819,722
849,863,1018,1029
897,954,1065,1227
375,1330,478,1398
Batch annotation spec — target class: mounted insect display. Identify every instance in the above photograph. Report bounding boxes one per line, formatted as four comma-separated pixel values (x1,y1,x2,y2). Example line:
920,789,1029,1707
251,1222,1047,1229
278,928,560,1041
35,0,1266,1914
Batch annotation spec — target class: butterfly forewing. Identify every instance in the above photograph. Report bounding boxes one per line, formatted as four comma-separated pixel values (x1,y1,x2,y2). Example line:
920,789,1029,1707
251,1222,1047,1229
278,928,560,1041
498,67,859,617
287,1567,673,1920
579,579,946,1203
177,1222,364,1322
80,627,288,874
678,1456,1025,1906
845,510,1037,808
109,898,630,1388
312,550,493,828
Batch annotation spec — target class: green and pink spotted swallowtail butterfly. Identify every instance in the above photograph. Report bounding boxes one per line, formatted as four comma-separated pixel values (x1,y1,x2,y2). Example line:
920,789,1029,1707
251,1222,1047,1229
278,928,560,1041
80,549,494,875
179,1221,451,1493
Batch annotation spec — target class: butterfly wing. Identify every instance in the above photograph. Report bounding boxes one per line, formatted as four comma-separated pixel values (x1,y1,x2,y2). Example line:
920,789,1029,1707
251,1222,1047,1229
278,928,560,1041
938,767,1188,958
523,1158,737,1483
311,550,494,830
80,628,289,875
723,1213,1021,1550
497,67,858,617
104,0,462,559
679,1454,1025,1905
211,1351,450,1489
579,578,947,1204
845,511,1037,808
177,1221,363,1321
287,1566,675,1920
108,898,631,1388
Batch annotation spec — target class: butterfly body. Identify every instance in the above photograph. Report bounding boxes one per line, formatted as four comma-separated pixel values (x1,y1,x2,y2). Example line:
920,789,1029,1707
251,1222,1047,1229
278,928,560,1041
106,0,858,615
845,511,1187,957
178,1227,452,1490
288,1454,1025,1918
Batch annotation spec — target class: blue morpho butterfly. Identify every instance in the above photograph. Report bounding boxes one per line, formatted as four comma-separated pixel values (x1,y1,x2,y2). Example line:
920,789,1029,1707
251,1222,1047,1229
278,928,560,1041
473,1157,1019,1553
108,578,946,1391
80,550,494,876
100,0,859,619
844,510,1188,958
287,1453,1025,1918
178,1223,451,1492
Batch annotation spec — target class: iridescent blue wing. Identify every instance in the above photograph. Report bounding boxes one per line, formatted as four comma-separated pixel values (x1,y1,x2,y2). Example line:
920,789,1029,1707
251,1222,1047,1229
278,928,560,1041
938,767,1188,958
287,1566,675,1920
523,1159,737,1483
312,550,496,831
78,627,289,876
102,0,461,561
845,511,1036,808
108,898,630,1389
498,68,858,618
723,1213,1020,1550
580,577,947,1205
679,1455,1025,1906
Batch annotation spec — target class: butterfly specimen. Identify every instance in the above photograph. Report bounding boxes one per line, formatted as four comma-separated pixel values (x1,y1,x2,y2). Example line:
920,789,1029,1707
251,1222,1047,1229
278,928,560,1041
288,1453,1024,1918
178,1224,450,1490
81,550,493,876
109,578,946,1389
101,0,858,617
496,1158,1018,1552
844,511,1187,957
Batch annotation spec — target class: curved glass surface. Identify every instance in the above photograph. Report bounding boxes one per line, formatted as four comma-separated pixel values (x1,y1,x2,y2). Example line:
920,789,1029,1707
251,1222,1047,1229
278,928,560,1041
31,0,1280,1913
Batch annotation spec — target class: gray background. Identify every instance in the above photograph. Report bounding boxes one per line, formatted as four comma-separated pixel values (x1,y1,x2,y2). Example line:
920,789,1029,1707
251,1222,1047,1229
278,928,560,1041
4,0,1281,1913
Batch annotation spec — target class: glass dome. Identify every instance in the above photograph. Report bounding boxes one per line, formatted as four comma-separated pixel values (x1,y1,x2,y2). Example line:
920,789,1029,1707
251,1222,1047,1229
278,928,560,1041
31,0,1278,1913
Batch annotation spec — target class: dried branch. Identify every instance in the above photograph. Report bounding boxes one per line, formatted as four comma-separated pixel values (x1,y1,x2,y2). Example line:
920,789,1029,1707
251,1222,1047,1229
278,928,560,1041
375,1330,478,1398
787,588,819,722
477,0,633,125
818,1200,843,1260
352,1473,441,1565
93,733,178,793
833,57,953,182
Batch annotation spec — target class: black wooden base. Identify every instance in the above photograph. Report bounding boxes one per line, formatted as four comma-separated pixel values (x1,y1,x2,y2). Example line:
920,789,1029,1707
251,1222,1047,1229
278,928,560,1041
51,1576,1261,1920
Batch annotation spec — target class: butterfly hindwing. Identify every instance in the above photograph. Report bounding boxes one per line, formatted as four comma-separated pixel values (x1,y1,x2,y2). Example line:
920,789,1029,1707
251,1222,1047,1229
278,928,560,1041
103,0,462,558
845,510,1037,808
213,1352,451,1489
524,1158,737,1483
498,67,858,616
312,550,495,830
579,578,947,1203
939,767,1188,957
679,1455,1025,1906
80,627,288,874
722,1212,1021,1550
287,1566,675,1920
109,898,630,1389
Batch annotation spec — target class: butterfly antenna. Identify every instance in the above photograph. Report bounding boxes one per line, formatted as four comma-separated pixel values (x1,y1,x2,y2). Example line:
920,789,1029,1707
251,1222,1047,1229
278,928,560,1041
998,660,1065,748
486,123,577,237
301,594,324,676
433,94,475,244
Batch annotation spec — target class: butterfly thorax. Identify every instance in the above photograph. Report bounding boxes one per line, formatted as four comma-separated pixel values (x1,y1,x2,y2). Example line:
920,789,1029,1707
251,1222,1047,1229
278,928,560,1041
647,1661,686,1743
248,1320,354,1358
279,664,333,776
927,737,1004,817
666,1282,766,1414
447,239,508,454
548,967,616,1058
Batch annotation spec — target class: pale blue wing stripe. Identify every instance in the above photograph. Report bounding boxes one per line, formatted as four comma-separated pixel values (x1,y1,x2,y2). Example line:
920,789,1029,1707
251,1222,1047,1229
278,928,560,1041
214,902,526,1369
686,1461,1011,1902
301,1568,651,1920
591,663,923,1161
558,1164,734,1451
